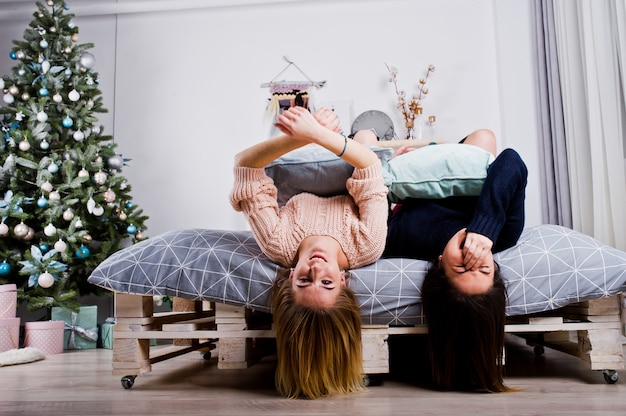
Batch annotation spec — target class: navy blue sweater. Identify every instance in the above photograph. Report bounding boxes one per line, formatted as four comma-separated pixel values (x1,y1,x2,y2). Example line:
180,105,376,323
383,148,528,260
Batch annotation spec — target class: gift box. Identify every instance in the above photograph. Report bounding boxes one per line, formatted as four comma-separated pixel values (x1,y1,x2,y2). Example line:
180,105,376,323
0,284,17,319
0,317,20,352
24,320,64,355
51,305,98,350
98,317,115,349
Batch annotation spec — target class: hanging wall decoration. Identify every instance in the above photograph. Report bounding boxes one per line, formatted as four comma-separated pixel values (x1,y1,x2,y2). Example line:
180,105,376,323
261,56,326,121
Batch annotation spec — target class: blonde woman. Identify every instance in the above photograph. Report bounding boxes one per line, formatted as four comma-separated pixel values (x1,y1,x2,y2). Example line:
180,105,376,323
230,106,389,398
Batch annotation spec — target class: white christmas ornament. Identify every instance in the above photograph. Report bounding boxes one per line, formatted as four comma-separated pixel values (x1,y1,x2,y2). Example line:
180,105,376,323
0,223,8,235
36,111,48,122
63,209,74,221
0,78,4,89
87,197,96,213
75,218,83,228
53,93,62,103
48,191,60,201
78,168,89,178
18,140,30,151
44,223,57,236
40,140,49,150
41,181,53,192
92,205,104,216
38,272,55,288
47,162,59,173
68,89,80,101
41,60,50,73
54,239,67,252
94,171,107,185
73,130,84,141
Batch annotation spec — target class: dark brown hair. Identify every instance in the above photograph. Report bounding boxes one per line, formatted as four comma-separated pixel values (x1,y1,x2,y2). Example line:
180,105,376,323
421,263,512,392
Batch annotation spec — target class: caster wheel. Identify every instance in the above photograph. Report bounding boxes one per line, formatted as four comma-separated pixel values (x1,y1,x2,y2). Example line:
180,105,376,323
121,375,136,389
534,346,545,355
203,352,212,360
362,374,384,387
603,370,618,384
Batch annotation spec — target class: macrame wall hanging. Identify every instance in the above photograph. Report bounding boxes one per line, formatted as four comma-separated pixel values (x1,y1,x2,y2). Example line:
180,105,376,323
261,56,326,121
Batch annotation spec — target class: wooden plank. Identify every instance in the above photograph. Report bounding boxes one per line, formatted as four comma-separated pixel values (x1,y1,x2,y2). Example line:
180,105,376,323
162,316,216,332
115,293,153,318
362,327,389,374
577,328,625,370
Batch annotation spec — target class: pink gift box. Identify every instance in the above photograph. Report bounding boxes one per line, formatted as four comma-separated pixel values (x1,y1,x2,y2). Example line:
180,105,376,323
0,317,20,352
0,284,17,319
24,320,65,355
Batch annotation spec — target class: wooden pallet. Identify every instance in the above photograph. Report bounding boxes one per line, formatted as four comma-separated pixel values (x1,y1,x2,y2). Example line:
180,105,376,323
111,293,624,388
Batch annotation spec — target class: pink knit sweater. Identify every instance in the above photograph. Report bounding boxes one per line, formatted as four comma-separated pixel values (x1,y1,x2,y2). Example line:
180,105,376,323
230,161,389,269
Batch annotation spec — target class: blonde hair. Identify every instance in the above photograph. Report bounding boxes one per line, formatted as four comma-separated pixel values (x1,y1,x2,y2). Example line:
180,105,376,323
270,273,364,399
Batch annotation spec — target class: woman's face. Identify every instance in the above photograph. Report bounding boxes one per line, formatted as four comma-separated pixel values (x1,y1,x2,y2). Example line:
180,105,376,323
440,230,495,295
290,249,346,309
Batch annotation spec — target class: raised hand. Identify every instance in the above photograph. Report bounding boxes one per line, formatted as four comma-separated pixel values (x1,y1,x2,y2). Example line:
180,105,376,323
462,230,493,271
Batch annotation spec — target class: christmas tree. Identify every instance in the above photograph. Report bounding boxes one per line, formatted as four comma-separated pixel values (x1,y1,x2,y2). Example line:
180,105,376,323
0,0,148,313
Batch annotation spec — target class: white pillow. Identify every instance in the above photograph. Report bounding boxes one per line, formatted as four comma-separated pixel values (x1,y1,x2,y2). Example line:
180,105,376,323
382,144,494,203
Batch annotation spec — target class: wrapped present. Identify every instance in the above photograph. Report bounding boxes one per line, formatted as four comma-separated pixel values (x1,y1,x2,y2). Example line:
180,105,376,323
98,317,115,349
51,306,98,350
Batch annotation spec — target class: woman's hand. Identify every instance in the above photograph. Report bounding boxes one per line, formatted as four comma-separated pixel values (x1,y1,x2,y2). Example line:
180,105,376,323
392,144,414,159
274,106,325,144
462,230,493,271
313,107,342,133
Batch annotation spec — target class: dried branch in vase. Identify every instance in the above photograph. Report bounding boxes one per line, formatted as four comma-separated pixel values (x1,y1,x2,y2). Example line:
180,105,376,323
385,63,436,135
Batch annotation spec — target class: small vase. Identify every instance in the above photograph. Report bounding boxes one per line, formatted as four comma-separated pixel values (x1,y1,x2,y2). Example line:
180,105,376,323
24,320,65,355
405,121,415,140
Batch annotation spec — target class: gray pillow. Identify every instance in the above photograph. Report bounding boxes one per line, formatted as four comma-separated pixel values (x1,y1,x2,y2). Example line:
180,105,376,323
264,145,394,206
88,225,626,326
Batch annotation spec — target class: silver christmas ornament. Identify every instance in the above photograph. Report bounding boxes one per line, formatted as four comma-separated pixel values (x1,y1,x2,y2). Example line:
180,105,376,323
13,223,29,238
79,52,96,69
108,155,123,169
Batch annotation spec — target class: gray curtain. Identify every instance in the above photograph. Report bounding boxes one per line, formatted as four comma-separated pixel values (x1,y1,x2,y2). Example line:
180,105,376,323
532,0,572,227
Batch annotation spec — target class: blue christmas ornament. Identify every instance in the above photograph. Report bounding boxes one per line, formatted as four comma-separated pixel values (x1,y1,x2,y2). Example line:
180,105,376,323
75,245,90,259
39,87,49,96
9,51,16,60
0,261,10,275
125,201,134,209
64,3,70,10
48,162,59,173
126,224,137,235
37,196,48,208
40,244,50,253
62,117,73,128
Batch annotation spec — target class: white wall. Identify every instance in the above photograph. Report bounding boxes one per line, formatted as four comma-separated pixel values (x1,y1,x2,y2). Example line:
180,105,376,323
0,0,542,238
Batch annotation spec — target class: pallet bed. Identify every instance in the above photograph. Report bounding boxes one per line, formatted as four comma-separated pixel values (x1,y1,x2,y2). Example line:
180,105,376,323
87,225,626,389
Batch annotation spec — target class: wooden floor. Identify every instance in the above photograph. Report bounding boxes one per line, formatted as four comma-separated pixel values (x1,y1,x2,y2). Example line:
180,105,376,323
2,334,626,416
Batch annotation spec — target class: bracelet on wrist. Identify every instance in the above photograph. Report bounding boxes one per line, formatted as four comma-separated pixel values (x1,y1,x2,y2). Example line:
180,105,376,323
337,136,348,157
